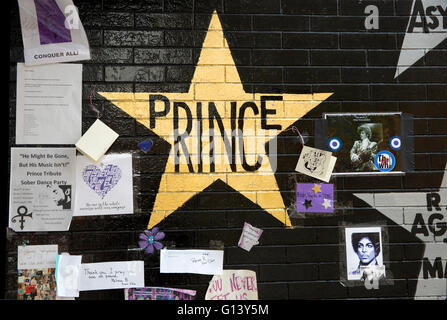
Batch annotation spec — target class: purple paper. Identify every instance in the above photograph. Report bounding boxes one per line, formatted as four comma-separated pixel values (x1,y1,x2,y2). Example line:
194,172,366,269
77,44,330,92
296,183,334,213
34,0,72,45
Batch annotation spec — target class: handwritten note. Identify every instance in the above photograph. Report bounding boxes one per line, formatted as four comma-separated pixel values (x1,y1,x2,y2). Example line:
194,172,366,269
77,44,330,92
160,249,223,275
205,270,258,300
78,261,144,291
238,223,263,252
17,245,58,270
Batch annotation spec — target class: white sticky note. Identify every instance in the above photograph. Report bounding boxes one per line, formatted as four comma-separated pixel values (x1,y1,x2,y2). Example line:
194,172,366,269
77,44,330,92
75,119,119,163
78,261,144,291
160,249,224,275
16,63,82,144
55,254,82,298
17,245,58,270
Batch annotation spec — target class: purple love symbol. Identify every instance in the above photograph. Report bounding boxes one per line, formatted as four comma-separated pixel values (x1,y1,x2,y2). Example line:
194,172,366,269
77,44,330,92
82,164,122,199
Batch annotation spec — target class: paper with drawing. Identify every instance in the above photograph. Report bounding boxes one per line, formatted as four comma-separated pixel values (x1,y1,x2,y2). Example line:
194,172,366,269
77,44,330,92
73,153,133,216
295,146,336,182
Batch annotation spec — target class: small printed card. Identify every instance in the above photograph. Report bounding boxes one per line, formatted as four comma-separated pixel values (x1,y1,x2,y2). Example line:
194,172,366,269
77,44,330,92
296,183,334,213
238,222,263,252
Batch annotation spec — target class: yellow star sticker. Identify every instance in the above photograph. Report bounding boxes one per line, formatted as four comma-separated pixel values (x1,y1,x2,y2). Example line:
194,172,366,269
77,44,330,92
99,11,333,229
312,184,322,195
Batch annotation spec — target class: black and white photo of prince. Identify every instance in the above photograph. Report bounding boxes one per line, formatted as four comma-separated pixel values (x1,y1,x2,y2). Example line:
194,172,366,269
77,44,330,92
345,227,384,280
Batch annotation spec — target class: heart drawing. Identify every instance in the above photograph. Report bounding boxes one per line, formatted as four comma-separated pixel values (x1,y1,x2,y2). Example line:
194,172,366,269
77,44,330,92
82,164,122,199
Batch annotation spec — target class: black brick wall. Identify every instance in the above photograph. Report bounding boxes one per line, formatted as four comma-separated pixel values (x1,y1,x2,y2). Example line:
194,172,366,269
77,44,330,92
6,0,447,300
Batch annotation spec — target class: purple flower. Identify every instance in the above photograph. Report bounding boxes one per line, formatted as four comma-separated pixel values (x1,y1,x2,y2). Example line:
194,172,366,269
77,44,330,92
138,227,165,254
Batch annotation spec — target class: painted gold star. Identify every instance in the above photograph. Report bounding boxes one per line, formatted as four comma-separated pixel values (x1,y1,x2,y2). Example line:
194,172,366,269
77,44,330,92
99,11,333,229
312,184,322,195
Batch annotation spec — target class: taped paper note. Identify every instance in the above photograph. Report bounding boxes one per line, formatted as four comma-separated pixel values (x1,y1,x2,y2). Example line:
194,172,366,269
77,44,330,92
73,153,134,216
18,245,58,270
16,63,82,145
9,148,76,232
55,253,82,298
238,222,263,252
160,249,224,275
78,261,144,291
206,270,258,300
295,146,336,182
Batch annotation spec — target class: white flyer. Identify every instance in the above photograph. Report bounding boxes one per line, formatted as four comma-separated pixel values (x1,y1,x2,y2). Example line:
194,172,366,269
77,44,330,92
16,63,82,145
78,261,144,291
73,153,134,216
17,0,91,66
160,249,224,275
17,245,58,270
9,148,76,232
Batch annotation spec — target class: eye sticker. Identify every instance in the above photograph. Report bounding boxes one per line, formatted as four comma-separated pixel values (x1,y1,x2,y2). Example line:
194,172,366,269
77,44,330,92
389,136,401,150
328,137,342,152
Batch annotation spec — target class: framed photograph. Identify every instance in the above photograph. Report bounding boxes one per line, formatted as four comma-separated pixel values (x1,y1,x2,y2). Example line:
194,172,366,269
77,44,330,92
323,112,403,175
345,227,384,281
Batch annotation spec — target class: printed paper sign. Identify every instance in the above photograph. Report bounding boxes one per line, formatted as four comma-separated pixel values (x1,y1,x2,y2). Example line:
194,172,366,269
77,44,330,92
18,245,58,270
55,254,82,297
9,148,76,232
238,222,263,252
16,63,82,145
78,261,144,291
295,146,336,182
125,287,196,300
160,249,224,275
73,153,134,216
205,270,258,300
18,0,91,65
296,183,334,213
